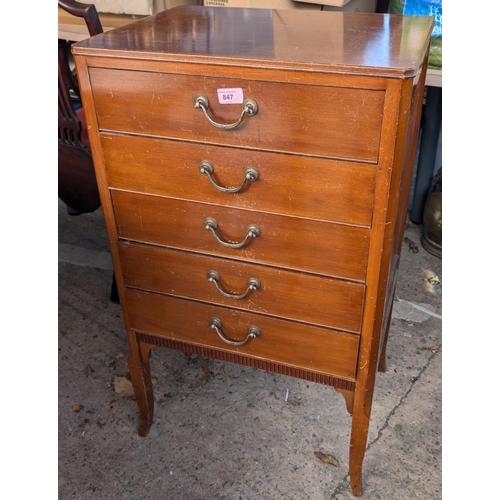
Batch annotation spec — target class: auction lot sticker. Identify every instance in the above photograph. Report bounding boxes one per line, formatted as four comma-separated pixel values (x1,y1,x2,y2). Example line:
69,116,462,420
217,88,244,104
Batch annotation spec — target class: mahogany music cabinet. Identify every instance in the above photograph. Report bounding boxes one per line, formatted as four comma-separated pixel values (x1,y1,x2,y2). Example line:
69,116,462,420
72,7,433,496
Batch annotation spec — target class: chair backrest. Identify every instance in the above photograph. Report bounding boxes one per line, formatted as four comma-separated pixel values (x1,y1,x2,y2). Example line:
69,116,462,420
58,0,103,214
59,0,103,36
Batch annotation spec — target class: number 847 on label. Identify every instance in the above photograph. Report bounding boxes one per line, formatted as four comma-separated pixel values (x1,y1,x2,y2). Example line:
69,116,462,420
217,88,244,104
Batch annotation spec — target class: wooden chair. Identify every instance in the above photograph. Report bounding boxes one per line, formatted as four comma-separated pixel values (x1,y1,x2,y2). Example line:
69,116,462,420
58,0,102,215
58,0,119,303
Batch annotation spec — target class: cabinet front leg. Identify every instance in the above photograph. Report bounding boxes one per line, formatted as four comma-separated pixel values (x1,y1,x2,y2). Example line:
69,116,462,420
128,340,155,437
349,407,370,497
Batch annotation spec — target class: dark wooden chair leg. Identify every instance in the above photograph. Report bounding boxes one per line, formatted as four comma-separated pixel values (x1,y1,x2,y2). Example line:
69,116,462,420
110,273,120,304
66,204,83,216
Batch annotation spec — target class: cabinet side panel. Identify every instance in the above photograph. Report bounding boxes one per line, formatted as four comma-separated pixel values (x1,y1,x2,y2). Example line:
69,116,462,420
378,59,430,358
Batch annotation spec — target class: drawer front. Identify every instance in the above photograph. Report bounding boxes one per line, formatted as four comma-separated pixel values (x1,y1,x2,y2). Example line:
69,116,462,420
111,190,370,282
90,68,384,163
102,134,376,227
125,289,360,380
119,243,365,333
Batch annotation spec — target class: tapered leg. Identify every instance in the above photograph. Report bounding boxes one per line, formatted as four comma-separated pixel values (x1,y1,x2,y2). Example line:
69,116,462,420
349,407,370,497
128,341,154,437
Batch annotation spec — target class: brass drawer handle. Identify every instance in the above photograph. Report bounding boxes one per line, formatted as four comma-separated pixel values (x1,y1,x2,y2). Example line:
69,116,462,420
209,317,261,346
207,270,261,299
194,94,258,130
199,160,259,193
204,217,260,249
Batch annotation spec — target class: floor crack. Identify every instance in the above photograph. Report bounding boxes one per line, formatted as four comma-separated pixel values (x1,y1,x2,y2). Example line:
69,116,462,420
330,346,441,499
372,345,441,445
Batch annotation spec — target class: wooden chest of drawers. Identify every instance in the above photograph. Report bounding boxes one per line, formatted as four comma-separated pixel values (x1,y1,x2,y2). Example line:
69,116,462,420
73,7,433,496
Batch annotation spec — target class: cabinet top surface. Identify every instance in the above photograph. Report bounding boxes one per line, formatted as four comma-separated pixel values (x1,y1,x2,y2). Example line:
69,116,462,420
73,6,433,77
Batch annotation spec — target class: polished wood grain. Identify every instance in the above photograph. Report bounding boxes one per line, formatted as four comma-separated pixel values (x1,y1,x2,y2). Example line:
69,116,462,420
72,6,433,497
74,7,432,78
90,68,384,162
101,134,377,227
111,189,371,282
118,242,365,333
125,288,360,380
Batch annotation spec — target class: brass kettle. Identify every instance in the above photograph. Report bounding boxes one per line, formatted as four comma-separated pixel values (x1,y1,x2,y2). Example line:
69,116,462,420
421,168,442,258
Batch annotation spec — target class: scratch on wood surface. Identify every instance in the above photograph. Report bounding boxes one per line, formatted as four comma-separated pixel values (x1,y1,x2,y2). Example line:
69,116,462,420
138,209,143,230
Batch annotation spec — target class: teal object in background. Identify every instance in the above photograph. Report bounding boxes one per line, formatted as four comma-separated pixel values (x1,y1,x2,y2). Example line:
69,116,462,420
403,0,442,37
389,0,442,68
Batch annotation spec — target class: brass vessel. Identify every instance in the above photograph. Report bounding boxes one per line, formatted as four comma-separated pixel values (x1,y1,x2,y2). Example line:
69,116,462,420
421,168,442,258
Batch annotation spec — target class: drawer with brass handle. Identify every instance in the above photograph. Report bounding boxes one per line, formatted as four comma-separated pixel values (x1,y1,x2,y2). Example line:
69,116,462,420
111,189,370,282
89,68,385,163
125,288,360,381
118,242,365,333
101,134,377,227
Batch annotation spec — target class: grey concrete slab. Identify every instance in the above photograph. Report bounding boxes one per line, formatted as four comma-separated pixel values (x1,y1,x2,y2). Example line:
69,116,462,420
58,199,442,499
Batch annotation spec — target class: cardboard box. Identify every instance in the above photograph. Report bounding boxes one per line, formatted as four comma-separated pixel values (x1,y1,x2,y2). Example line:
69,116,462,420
93,0,201,16
93,0,154,15
294,0,352,6
203,0,321,9
272,8,346,58
322,0,376,12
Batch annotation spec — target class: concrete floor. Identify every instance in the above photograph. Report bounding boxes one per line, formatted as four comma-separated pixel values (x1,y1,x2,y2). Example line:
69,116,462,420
58,198,442,499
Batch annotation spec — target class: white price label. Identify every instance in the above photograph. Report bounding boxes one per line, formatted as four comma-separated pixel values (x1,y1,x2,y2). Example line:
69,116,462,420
217,88,244,104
